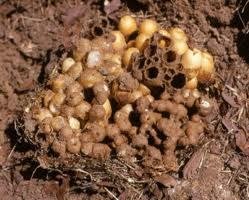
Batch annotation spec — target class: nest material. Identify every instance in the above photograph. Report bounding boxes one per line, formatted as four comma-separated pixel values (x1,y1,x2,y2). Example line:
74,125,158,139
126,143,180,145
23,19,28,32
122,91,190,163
22,16,214,179
131,34,186,90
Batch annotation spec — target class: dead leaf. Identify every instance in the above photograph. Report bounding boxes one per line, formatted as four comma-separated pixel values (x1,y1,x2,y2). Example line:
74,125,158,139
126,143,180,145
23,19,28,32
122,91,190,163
221,91,240,108
221,117,238,132
235,132,249,156
183,149,204,179
155,174,177,187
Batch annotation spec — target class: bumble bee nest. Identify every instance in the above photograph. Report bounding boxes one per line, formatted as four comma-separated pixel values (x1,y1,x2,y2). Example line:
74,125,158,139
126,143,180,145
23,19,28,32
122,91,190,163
23,16,214,172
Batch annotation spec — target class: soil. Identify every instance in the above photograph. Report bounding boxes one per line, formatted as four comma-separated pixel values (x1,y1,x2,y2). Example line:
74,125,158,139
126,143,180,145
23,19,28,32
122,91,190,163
0,0,249,199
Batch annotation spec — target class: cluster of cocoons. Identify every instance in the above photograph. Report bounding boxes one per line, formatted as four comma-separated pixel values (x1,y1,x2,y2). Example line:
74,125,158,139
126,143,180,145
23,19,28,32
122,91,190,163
26,15,215,172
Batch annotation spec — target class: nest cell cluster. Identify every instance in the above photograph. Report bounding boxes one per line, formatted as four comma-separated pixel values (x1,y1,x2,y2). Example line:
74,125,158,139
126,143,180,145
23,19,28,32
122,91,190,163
27,15,215,172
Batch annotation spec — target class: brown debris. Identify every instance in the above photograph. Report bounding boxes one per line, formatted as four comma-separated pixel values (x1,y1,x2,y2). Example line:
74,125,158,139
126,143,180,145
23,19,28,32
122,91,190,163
221,117,238,132
221,91,240,108
183,149,205,179
235,131,249,156
155,174,177,187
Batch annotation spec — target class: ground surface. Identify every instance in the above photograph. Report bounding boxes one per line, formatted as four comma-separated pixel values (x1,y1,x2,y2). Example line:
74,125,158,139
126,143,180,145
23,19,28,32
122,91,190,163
0,0,249,199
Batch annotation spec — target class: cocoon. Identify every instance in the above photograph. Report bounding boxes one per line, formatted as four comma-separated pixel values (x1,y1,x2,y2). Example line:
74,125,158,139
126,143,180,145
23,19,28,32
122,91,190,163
158,29,171,38
68,117,81,130
62,57,75,73
51,140,66,156
135,33,150,51
67,62,83,80
168,27,187,42
34,108,53,122
73,38,91,61
65,81,83,96
197,52,214,83
185,76,198,89
59,127,74,141
51,74,69,92
104,53,123,77
79,68,104,88
43,90,54,107
74,101,91,119
139,19,159,36
122,47,139,67
66,137,81,154
86,50,102,69
181,48,202,71
51,116,66,131
119,15,138,37
51,92,66,107
130,90,143,103
49,102,60,115
66,92,84,106
138,84,151,96
103,99,112,120
171,40,188,56
158,29,172,48
111,31,127,52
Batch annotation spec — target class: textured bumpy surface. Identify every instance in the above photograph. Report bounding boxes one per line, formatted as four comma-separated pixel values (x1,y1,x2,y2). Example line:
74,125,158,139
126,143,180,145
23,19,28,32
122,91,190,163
23,16,214,173
131,34,186,90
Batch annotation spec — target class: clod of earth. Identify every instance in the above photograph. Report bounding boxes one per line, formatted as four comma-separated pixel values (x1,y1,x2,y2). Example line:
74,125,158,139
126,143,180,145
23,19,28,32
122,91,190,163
23,15,215,173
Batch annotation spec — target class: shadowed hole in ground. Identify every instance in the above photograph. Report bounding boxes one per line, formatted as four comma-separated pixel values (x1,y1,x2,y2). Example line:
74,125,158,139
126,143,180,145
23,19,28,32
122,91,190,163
231,0,249,62
5,122,36,152
125,0,148,12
